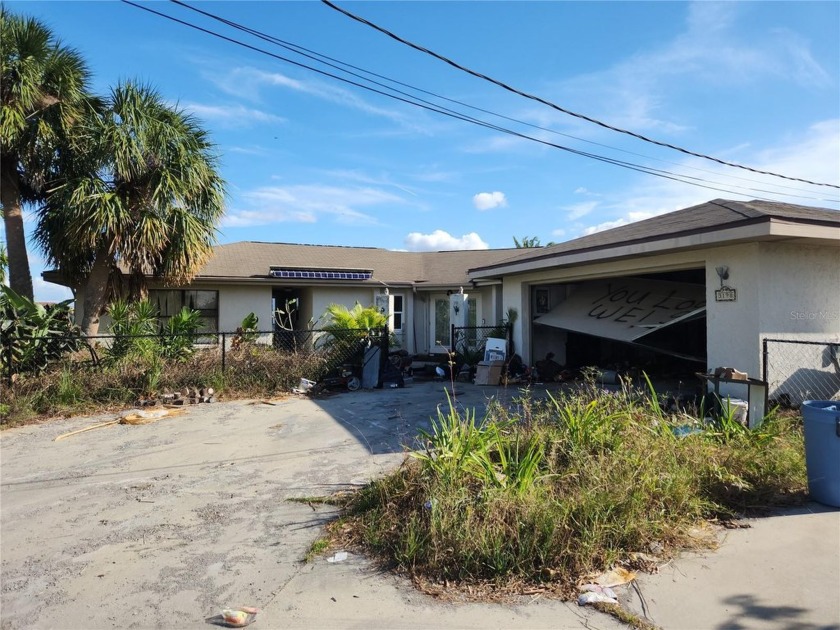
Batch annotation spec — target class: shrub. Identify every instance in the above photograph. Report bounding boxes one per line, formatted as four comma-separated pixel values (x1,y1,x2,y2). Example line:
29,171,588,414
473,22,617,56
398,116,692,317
0,285,82,375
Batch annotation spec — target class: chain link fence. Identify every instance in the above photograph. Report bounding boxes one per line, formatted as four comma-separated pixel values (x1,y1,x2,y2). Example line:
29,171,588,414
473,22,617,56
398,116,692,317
763,338,840,408
451,324,512,360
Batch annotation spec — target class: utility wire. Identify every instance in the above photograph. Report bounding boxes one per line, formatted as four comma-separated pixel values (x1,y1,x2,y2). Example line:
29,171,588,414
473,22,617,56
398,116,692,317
322,0,840,190
120,1,831,204
169,0,839,202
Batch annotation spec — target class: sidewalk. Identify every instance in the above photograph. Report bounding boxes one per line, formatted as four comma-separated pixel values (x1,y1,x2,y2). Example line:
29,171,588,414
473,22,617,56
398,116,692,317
263,503,839,629
625,504,840,629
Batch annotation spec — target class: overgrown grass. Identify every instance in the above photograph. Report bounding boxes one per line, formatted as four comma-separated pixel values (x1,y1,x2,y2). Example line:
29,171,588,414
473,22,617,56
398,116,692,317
0,345,325,426
333,382,806,593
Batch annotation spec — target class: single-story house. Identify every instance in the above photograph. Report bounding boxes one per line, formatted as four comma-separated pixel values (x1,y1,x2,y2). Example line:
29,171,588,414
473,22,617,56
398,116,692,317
47,198,839,397
61,244,521,355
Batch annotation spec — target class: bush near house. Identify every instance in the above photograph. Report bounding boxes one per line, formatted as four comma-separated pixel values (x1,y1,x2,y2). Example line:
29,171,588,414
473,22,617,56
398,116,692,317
328,381,806,594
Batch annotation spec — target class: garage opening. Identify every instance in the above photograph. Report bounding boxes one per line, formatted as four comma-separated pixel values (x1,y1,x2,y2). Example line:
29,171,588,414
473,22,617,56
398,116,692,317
531,269,706,381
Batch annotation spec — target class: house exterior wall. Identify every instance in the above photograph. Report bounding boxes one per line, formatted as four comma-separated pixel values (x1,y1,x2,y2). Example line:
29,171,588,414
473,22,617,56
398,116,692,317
757,242,839,340
705,242,840,379
211,284,273,333
704,243,763,377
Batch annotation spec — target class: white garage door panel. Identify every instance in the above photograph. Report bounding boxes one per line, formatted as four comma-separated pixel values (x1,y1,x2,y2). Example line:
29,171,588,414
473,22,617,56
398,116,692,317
534,277,705,342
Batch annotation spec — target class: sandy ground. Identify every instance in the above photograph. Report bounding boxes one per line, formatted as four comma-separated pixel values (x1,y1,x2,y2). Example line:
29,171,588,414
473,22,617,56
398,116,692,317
1,380,838,630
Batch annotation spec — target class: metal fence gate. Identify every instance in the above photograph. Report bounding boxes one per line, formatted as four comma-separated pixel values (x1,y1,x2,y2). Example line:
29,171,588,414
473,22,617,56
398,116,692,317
451,324,513,359
762,338,840,407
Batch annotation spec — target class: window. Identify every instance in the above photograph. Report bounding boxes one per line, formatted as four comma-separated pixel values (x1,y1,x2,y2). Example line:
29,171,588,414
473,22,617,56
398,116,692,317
149,289,218,332
392,295,404,332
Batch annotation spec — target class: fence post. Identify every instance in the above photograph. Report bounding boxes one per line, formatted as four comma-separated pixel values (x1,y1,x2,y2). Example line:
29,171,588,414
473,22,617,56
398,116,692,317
762,338,768,383
450,323,456,354
4,332,12,387
221,332,226,374
378,326,389,389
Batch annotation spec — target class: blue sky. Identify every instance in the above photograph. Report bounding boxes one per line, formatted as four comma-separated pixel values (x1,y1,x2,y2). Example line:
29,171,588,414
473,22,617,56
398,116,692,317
7,1,840,301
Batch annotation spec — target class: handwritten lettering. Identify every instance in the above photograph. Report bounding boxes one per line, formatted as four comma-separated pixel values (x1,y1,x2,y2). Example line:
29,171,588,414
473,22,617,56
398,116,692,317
585,282,704,328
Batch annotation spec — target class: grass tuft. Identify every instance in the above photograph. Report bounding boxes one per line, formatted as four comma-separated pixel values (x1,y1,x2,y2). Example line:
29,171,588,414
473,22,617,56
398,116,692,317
335,384,806,593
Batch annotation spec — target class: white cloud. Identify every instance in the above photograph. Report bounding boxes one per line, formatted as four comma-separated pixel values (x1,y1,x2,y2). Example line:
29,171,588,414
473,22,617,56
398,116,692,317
564,201,599,220
581,210,666,236
529,3,834,142
473,191,508,211
404,230,489,251
181,102,285,128
207,67,431,132
222,184,406,228
576,118,840,237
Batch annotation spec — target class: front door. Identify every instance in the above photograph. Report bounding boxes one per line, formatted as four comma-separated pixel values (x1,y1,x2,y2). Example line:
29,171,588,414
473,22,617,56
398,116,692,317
430,295,478,353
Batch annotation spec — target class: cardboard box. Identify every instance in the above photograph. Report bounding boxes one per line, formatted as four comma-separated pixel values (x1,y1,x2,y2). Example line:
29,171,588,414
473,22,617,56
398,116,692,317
474,360,504,386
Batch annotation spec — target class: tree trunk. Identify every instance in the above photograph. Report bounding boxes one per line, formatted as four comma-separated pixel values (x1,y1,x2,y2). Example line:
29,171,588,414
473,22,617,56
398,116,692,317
79,244,112,336
0,161,34,300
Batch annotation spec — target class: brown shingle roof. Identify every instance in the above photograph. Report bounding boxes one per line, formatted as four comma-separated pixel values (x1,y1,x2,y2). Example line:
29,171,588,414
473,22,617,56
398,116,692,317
196,242,519,286
470,199,840,272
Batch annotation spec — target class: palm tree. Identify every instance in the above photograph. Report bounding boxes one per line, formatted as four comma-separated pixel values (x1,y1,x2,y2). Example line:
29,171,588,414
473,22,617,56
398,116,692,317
0,8,92,299
0,243,8,284
36,81,226,335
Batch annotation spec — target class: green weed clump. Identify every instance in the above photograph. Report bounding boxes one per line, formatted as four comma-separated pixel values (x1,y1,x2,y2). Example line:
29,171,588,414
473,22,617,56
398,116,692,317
339,385,806,591
0,345,325,426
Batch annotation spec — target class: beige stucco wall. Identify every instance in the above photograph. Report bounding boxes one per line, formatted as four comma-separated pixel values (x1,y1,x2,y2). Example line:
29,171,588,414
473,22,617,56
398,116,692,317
757,242,839,339
211,284,273,333
704,243,763,376
706,242,840,378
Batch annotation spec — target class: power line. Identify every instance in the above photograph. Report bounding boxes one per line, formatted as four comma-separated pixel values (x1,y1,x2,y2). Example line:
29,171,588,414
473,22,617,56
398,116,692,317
169,0,839,203
120,1,834,205
321,0,840,190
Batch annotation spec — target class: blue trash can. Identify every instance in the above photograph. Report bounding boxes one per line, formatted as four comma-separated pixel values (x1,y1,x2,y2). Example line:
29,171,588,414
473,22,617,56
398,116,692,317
802,401,840,507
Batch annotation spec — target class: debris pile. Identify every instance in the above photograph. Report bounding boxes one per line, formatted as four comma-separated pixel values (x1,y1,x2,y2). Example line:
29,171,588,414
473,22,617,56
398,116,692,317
138,387,216,407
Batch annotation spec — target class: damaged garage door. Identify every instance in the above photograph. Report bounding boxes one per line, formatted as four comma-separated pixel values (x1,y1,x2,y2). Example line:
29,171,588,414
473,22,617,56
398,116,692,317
535,278,705,343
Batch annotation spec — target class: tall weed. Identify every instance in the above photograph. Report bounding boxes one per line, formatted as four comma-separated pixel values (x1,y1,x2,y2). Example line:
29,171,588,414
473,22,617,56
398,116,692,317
342,384,807,590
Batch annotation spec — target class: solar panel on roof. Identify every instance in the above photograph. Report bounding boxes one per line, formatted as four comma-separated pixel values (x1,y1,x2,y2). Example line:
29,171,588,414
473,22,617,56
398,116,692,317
269,269,372,280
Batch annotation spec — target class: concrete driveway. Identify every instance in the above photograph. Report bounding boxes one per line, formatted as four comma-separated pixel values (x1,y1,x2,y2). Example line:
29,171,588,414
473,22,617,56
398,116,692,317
1,380,837,629
0,382,623,629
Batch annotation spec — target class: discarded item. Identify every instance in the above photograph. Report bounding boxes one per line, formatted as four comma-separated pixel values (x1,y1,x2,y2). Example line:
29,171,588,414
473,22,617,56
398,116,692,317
671,424,703,438
327,551,349,563
120,407,187,425
474,360,504,386
594,566,636,587
209,607,258,628
722,398,749,427
712,366,748,380
578,591,618,606
298,378,316,392
580,583,618,599
54,420,119,442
